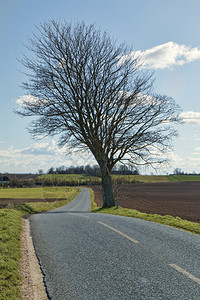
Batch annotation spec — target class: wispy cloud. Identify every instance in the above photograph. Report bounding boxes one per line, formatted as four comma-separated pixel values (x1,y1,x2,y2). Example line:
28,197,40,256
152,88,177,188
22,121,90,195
165,149,200,174
0,140,95,173
131,42,200,69
18,142,59,156
180,111,200,126
191,146,200,156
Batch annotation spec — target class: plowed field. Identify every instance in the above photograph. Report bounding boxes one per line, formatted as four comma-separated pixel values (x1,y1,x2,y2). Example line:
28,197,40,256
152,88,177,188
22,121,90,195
91,182,200,222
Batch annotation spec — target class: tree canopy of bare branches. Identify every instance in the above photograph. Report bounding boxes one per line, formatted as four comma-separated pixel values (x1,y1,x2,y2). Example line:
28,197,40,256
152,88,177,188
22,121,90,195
16,20,181,207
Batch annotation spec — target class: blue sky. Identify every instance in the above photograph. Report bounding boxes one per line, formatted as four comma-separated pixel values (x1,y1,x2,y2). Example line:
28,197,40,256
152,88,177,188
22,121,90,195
1,0,200,174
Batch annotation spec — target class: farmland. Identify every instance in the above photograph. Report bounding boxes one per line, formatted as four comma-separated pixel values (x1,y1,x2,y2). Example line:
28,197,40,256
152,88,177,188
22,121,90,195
40,173,200,183
1,174,200,222
2,173,200,186
0,187,80,209
91,181,200,223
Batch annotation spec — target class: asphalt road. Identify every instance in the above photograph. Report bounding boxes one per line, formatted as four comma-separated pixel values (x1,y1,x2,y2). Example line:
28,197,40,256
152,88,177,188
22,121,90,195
30,188,200,299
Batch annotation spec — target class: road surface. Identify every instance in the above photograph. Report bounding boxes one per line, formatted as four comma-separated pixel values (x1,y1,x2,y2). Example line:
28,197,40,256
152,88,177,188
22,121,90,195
30,188,200,299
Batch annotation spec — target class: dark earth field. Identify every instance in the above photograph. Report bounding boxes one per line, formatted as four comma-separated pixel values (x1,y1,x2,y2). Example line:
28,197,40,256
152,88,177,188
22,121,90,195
90,182,200,223
0,181,199,223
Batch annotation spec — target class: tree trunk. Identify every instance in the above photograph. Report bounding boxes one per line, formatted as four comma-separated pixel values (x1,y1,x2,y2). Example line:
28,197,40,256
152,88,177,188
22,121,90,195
101,167,115,208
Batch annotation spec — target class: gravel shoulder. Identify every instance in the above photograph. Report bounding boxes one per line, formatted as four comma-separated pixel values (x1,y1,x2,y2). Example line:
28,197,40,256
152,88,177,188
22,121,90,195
20,217,48,300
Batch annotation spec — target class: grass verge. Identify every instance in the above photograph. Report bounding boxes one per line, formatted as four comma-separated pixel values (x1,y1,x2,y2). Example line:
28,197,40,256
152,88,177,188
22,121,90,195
90,190,200,236
0,187,80,300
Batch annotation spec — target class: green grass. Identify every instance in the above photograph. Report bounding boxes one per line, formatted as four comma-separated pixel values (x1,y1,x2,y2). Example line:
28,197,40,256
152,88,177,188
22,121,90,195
39,173,200,184
113,174,200,183
168,175,200,182
0,187,80,299
40,173,92,180
0,186,79,199
112,174,170,183
90,190,200,236
39,173,100,182
40,174,170,183
0,209,23,299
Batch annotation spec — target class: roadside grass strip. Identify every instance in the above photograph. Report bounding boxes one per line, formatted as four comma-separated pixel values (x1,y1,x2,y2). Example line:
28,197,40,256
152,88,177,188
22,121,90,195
0,209,23,299
90,192,200,236
0,187,80,300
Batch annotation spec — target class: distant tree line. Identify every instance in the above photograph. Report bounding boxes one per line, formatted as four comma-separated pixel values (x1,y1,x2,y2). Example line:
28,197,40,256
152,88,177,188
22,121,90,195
0,165,139,189
173,168,200,175
47,164,139,176
112,165,139,175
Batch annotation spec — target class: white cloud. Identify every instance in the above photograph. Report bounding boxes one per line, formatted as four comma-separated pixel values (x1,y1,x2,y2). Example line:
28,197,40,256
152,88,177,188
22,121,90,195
1,140,200,174
0,140,96,173
18,141,59,156
164,149,200,174
168,151,183,164
180,111,200,126
16,95,50,107
16,95,39,106
191,146,200,155
131,42,200,69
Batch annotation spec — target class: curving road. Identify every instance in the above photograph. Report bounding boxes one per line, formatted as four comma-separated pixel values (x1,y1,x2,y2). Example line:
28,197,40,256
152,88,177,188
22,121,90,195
30,188,200,299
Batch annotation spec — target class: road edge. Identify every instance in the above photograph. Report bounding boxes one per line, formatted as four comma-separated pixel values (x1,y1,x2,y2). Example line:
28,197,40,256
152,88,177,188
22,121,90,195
20,218,48,300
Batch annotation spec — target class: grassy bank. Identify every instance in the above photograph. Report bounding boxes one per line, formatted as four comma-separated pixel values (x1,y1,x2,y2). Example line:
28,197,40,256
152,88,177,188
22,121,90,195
0,187,80,299
90,190,200,236
38,174,101,186
39,173,200,183
167,174,200,182
0,209,23,299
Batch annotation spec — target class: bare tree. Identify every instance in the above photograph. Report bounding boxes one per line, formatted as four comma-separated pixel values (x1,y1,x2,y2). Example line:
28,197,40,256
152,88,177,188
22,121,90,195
16,20,181,207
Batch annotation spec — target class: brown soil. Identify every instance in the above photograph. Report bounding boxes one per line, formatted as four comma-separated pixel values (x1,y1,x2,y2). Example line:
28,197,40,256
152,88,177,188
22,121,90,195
90,182,200,223
0,198,66,209
1,182,200,222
